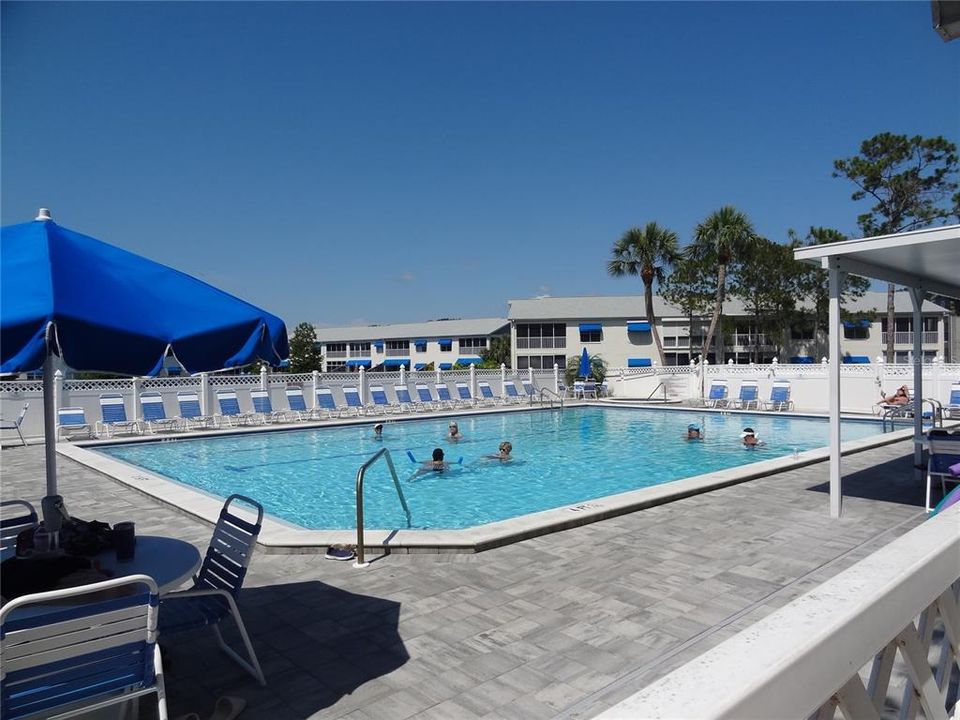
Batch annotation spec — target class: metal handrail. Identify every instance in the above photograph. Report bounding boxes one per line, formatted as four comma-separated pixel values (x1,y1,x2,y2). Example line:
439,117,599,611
646,382,668,401
881,397,944,433
539,387,564,409
354,448,411,567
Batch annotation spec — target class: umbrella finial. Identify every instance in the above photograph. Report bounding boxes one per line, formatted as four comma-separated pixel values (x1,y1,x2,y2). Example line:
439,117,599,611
36,208,52,221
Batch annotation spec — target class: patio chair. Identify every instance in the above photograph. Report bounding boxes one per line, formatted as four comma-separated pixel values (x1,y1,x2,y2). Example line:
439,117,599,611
455,382,477,406
97,393,140,437
926,429,960,512
477,381,503,405
581,381,598,399
415,383,441,411
284,386,315,421
394,385,425,413
369,385,401,415
57,406,92,440
735,381,760,410
176,391,217,430
159,495,266,686
1,574,168,720
0,402,29,446
435,383,460,409
140,392,181,433
704,379,730,409
342,386,367,415
521,379,540,402
0,500,38,554
763,380,794,411
250,389,291,424
215,390,260,427
945,382,960,419
502,380,523,404
315,387,345,419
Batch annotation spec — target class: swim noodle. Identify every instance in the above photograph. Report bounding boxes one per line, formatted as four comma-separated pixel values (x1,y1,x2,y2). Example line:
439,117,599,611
931,485,960,516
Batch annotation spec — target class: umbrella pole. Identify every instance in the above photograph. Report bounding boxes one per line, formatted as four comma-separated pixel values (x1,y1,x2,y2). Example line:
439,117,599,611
42,350,58,500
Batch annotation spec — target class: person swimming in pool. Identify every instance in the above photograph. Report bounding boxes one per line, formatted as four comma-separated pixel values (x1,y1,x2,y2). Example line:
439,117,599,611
684,424,702,441
448,421,463,441
373,423,384,439
416,447,452,476
741,427,764,447
485,441,513,461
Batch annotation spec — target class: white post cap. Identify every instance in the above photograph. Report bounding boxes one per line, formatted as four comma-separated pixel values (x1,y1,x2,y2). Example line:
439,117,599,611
36,208,52,221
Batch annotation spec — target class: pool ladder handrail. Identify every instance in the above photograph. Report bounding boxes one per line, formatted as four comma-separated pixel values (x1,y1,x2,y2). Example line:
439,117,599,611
354,448,411,567
880,397,943,433
539,387,564,409
646,381,668,402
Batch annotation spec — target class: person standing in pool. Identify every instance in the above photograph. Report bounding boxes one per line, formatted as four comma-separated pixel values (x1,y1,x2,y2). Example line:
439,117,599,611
741,427,763,447
448,421,463,441
373,423,384,439
486,441,513,461
684,424,702,441
415,447,452,476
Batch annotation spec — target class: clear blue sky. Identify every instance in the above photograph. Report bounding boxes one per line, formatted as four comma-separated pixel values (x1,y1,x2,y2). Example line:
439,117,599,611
3,2,957,329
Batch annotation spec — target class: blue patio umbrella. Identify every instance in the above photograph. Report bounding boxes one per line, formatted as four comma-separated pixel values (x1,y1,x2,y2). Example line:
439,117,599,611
578,347,591,378
1,210,289,512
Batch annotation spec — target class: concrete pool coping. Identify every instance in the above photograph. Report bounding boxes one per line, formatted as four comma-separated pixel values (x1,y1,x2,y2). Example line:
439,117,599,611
58,404,918,555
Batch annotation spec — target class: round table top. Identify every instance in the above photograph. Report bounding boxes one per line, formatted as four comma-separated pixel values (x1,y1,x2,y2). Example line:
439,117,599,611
95,535,202,593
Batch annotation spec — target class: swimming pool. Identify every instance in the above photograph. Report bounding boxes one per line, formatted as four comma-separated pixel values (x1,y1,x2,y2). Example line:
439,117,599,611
96,407,884,531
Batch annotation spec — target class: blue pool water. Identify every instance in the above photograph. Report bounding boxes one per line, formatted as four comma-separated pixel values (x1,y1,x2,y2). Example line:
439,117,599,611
97,407,883,530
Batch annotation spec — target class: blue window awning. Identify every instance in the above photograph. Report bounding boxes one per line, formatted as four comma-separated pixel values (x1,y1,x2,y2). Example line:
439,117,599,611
790,356,814,364
345,359,372,368
372,340,384,349
414,338,426,344
383,359,409,368
437,338,452,345
842,355,871,364
627,321,651,332
456,357,482,366
414,363,427,370
627,358,652,367
439,362,453,370
579,323,602,332
842,319,872,329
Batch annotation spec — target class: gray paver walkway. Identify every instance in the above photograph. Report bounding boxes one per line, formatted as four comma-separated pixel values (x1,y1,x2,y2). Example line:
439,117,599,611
1,439,930,719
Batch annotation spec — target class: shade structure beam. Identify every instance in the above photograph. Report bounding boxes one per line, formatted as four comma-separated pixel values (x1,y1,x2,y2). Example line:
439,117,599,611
828,258,842,518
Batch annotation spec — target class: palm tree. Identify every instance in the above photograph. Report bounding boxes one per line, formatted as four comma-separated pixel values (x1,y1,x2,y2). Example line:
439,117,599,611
688,206,758,362
607,222,679,366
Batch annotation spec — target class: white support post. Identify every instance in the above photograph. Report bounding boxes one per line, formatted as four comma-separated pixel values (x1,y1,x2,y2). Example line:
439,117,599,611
200,372,210,416
828,258,842,518
131,377,141,422
358,366,366,402
436,366,442,385
500,363,507,395
311,370,320,409
528,366,533,385
399,364,406,387
469,363,476,400
553,363,559,394
260,364,268,391
910,287,925,475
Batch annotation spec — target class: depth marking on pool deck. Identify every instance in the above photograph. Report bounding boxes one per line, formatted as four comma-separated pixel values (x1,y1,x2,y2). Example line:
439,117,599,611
58,418,915,554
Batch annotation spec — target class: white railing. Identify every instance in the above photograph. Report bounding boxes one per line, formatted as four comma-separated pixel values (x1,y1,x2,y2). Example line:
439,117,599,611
730,334,774,348
515,338,567,350
881,331,940,345
597,504,960,720
326,350,347,358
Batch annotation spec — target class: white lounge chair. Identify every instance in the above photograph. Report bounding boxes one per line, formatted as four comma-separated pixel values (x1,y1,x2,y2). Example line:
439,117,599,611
57,406,92,440
315,387,345,419
394,385,425,413
0,402,28,446
0,499,38,553
342,386,367,416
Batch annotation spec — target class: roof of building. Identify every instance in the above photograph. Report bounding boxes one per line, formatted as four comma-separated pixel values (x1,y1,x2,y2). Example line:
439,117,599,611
507,291,949,321
314,318,510,343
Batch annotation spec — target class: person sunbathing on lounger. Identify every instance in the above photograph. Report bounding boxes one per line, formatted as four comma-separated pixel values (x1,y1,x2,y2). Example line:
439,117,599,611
877,385,910,406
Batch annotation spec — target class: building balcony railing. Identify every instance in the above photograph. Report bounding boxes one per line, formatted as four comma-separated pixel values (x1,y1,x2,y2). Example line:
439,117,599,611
881,331,939,345
516,338,567,350
384,348,409,357
730,334,774,348
326,350,347,359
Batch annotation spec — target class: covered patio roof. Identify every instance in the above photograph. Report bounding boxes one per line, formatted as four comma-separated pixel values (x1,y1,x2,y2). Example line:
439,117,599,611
794,223,960,517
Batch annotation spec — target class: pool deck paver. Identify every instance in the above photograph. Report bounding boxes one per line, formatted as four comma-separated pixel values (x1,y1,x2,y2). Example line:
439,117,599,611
0,438,933,719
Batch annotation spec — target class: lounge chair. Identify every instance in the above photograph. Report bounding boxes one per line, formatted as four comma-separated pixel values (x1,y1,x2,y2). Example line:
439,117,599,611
0,402,28,446
581,381,598,399
735,381,760,410
216,390,260,426
315,387,345,419
251,389,291,423
521,379,540,402
177,391,218,429
455,381,477,406
503,380,523,404
416,383,441,411
57,406,93,440
1,575,168,720
159,495,265,685
435,383,460,409
704,380,730,409
342,386,367,415
284,386,315,421
763,380,794,411
139,392,181,433
369,385,401,415
926,429,960,512
1,500,38,553
944,382,960,419
477,381,503,405
394,385,425,413
97,393,140,437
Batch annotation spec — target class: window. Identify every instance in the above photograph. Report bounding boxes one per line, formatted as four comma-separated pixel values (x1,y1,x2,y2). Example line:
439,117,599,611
516,355,566,370
790,326,814,340
922,317,938,331
413,339,427,353
325,361,347,372
326,342,347,358
843,325,869,340
458,337,487,350
515,323,566,350
385,340,408,357
438,339,453,352
579,329,602,343
349,342,370,354
663,352,690,366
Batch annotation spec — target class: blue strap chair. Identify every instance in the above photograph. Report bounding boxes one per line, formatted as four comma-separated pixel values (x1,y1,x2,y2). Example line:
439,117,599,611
736,381,760,410
56,407,92,441
394,385,424,413
250,390,290,423
159,494,266,685
139,392,181,433
502,380,522,404
455,382,475,406
176,391,217,429
342,386,366,416
926,429,960,512
1,575,167,720
284,386,313,421
476,381,502,405
97,393,140,437
704,380,729,409
0,402,29,446
314,387,344,419
369,385,400,414
215,390,259,427
0,500,38,554
415,383,440,410
764,380,794,411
